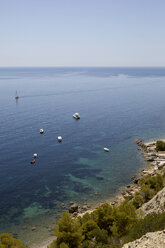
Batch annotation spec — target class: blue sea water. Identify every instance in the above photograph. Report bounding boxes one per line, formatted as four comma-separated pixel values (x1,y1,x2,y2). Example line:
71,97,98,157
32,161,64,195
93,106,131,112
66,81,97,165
0,67,165,245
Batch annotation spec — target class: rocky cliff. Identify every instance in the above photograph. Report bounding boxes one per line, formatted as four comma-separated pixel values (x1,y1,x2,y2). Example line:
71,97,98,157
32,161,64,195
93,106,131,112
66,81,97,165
140,186,165,216
122,229,165,248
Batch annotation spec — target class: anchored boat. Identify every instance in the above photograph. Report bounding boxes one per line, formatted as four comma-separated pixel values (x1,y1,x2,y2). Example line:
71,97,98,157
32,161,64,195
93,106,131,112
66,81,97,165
15,91,19,100
104,147,109,152
58,136,62,142
73,113,80,119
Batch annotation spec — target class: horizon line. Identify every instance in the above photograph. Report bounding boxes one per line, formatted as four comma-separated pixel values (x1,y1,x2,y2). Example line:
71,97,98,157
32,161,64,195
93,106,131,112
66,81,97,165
0,65,165,68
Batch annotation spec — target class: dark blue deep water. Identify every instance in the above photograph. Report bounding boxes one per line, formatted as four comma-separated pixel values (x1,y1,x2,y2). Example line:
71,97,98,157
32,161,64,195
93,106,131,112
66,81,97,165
0,67,165,245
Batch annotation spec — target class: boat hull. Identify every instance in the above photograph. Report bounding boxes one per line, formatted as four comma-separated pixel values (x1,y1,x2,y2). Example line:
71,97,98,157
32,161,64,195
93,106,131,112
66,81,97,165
73,114,80,119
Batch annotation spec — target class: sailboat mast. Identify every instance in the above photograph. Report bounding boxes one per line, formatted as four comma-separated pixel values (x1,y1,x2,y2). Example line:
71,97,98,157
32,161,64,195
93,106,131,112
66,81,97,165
15,90,19,99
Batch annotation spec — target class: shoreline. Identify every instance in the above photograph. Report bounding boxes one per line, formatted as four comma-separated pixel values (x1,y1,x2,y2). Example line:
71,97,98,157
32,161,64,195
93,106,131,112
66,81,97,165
31,138,165,248
31,236,56,248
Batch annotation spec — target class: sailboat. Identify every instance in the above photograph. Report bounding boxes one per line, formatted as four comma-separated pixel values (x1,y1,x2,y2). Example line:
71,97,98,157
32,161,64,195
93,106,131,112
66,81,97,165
15,91,19,100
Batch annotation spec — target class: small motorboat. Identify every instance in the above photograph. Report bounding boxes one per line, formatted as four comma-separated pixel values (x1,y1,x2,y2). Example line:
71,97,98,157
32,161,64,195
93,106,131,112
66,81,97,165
40,129,44,134
104,147,109,152
31,159,35,164
73,113,80,119
33,153,37,158
58,136,62,142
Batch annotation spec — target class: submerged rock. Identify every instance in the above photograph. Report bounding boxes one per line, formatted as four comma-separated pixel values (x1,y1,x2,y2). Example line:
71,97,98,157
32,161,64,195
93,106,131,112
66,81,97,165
61,203,65,209
31,226,37,231
82,205,88,211
22,226,27,230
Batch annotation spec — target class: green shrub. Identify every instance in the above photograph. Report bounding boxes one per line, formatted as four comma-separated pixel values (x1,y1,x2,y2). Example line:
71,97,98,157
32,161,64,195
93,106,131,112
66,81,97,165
132,193,144,208
156,140,165,151
0,233,27,248
126,212,165,243
140,185,155,202
81,220,99,240
94,203,114,234
60,243,69,248
54,212,83,248
110,201,137,237
134,174,164,204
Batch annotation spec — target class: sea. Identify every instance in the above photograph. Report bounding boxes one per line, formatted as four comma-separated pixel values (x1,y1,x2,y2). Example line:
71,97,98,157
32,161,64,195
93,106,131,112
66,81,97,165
0,67,165,246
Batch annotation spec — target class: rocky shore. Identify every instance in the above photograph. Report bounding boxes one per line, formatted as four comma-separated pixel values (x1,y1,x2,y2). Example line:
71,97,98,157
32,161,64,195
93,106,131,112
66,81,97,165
136,139,165,173
32,138,165,248
57,139,165,220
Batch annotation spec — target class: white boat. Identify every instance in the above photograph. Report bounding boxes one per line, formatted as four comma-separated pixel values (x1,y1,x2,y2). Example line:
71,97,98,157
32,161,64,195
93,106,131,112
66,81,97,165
73,113,80,119
15,91,19,100
104,147,109,152
33,153,38,158
40,129,44,134
58,136,62,142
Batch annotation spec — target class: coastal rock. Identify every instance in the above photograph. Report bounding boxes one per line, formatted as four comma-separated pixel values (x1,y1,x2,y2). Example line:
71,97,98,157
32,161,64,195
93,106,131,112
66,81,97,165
136,139,143,146
158,162,165,169
146,156,155,161
122,229,165,248
69,203,78,213
133,178,139,184
82,205,88,211
31,226,37,231
72,212,78,217
140,186,165,216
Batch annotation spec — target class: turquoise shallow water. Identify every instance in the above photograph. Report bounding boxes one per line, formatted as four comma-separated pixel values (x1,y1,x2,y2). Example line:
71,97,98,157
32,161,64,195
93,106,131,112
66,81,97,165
0,67,165,245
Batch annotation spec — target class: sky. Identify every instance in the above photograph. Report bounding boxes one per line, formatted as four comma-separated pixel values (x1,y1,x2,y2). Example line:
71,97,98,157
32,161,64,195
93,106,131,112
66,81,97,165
0,0,165,67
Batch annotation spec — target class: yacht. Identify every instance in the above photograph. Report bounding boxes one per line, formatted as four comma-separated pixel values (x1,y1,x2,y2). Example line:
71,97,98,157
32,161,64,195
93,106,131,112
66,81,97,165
73,113,80,119
104,147,109,152
58,136,62,142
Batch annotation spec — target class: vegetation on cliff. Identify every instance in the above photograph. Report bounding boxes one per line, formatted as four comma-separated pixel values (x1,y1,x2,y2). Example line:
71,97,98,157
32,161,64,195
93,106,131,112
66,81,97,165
49,200,165,248
49,200,137,248
156,140,165,151
0,233,27,248
132,173,164,208
49,172,165,248
125,212,165,243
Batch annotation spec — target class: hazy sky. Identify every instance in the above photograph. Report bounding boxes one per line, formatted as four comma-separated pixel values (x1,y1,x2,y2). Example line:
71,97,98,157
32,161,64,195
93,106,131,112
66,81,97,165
0,0,165,67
